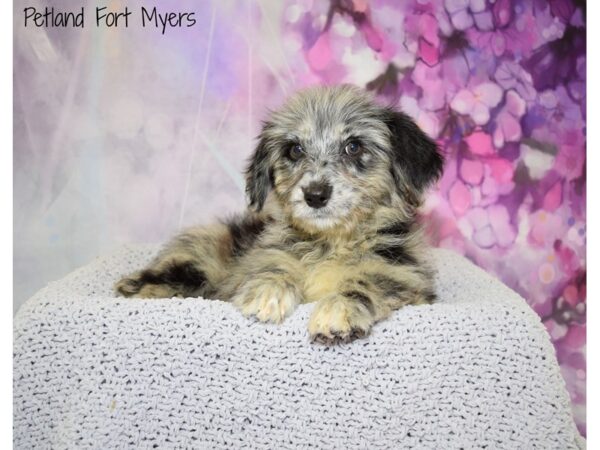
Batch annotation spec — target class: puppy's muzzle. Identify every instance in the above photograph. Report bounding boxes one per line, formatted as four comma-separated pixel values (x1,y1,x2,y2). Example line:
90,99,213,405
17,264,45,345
302,181,332,209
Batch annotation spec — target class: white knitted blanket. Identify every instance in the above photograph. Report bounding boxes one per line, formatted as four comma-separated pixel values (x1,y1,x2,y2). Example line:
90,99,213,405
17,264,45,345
14,246,584,449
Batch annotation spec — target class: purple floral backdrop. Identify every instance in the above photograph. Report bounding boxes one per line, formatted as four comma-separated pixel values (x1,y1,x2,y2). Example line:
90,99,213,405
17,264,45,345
14,0,585,434
300,0,585,433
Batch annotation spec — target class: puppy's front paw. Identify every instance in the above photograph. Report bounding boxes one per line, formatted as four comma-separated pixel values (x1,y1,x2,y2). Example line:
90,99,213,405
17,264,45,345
233,277,301,323
308,295,374,344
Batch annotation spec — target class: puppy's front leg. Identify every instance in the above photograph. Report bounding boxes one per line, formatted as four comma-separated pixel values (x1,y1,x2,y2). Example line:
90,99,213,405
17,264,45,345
308,261,434,343
228,249,305,323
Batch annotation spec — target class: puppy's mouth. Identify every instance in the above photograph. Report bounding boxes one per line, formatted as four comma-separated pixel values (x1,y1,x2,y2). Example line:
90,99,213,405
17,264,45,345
290,199,351,230
305,207,337,221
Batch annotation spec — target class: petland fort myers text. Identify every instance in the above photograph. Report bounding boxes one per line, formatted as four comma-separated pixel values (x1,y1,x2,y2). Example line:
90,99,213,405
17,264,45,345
23,6,197,34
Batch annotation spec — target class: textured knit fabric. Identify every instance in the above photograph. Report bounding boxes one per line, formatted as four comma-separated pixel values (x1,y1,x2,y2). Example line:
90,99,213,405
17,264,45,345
14,246,584,449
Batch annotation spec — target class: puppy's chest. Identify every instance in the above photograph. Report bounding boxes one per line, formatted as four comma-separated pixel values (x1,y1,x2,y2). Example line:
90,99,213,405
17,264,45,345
261,225,377,302
294,238,371,303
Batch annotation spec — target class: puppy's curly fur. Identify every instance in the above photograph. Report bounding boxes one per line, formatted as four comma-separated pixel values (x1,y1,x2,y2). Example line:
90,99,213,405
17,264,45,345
115,85,444,343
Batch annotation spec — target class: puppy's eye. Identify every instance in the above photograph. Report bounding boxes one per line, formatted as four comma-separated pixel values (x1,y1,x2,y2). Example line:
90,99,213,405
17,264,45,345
288,144,305,161
344,141,362,157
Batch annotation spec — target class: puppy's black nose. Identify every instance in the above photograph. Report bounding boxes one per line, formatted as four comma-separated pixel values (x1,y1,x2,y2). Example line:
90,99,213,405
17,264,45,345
302,182,332,209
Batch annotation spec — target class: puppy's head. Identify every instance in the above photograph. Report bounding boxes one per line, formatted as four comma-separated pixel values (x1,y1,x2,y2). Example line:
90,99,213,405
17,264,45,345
245,85,443,234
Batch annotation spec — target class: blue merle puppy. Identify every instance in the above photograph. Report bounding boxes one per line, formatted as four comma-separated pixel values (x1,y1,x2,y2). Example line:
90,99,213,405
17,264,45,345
115,85,444,344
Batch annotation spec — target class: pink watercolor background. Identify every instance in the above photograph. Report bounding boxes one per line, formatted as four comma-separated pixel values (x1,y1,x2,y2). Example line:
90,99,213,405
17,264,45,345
14,0,585,434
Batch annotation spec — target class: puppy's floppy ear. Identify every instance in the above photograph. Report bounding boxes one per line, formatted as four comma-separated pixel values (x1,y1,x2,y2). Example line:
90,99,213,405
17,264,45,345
383,108,444,200
245,125,274,211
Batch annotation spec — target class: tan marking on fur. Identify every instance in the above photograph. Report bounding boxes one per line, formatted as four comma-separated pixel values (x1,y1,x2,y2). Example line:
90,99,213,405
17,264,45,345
137,284,181,299
232,277,300,323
